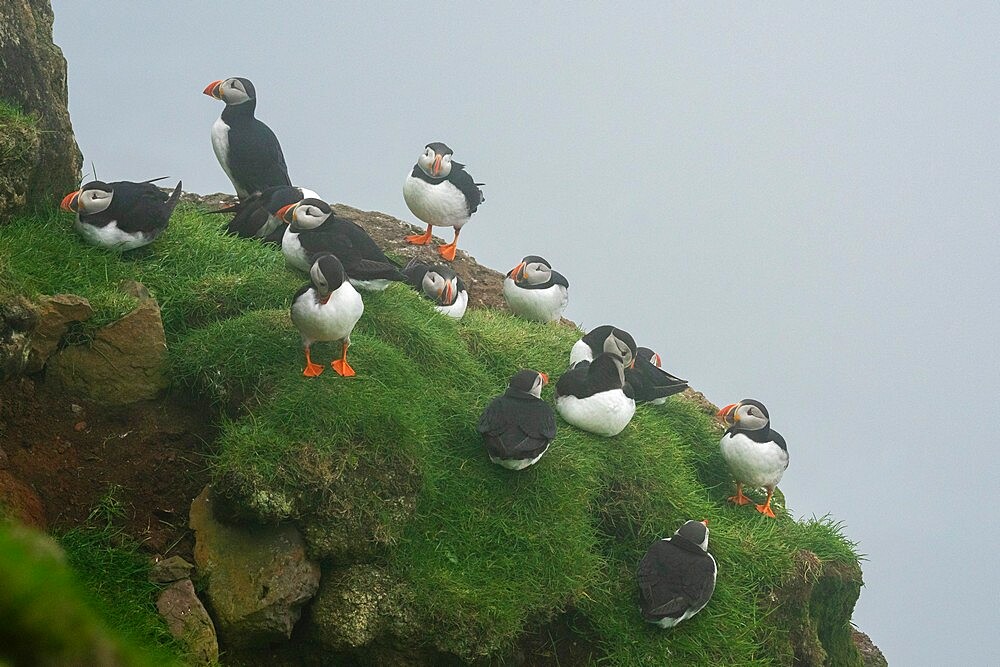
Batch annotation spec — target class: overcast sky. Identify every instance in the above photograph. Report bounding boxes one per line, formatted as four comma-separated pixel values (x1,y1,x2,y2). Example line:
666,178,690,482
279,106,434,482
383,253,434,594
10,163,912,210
52,3,999,663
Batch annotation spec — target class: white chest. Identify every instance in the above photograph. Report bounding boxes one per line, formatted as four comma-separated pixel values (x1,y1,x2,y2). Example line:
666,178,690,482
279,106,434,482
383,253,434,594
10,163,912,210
489,443,550,470
74,218,152,251
568,338,594,367
211,118,242,196
403,173,470,228
503,278,568,323
281,230,311,272
290,285,364,345
719,432,789,488
556,390,636,437
436,289,468,319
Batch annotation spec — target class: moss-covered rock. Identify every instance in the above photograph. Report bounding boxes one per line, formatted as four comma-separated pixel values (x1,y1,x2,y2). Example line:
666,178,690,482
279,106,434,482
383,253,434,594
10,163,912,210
0,103,40,221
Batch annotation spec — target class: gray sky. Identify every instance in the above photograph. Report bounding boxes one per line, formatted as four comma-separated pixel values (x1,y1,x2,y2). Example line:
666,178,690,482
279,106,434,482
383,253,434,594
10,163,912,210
52,2,999,663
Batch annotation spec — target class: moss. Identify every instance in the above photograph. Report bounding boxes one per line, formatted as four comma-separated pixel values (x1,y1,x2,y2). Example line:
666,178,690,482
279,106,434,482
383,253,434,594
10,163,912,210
0,100,41,221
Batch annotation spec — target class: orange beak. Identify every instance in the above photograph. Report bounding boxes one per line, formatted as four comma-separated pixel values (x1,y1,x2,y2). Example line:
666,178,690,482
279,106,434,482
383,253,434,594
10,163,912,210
508,261,527,282
276,203,297,223
442,281,454,305
701,519,709,526
60,190,80,212
203,80,223,99
432,154,442,177
539,372,549,384
653,353,662,368
716,403,738,424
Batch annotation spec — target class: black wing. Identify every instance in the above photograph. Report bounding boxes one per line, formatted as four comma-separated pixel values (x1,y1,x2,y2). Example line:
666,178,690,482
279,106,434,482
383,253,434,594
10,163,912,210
299,226,404,283
448,166,485,216
229,119,291,195
550,270,570,289
637,542,715,621
477,395,556,459
105,180,178,234
627,358,688,404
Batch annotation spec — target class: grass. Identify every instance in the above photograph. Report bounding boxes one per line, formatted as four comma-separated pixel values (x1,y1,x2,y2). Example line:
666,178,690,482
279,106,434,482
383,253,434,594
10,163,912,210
0,203,865,664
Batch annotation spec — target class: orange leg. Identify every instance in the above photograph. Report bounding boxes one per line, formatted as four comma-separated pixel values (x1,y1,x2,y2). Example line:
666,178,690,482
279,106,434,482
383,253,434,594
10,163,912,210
437,228,460,261
302,346,324,377
405,224,433,245
728,482,751,506
756,487,777,518
330,341,356,377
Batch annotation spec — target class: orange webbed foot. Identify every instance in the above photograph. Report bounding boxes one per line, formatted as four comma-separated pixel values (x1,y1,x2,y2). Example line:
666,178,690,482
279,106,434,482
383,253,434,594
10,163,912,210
437,243,457,261
728,493,751,506
755,503,777,518
303,362,324,377
331,359,356,377
405,226,433,245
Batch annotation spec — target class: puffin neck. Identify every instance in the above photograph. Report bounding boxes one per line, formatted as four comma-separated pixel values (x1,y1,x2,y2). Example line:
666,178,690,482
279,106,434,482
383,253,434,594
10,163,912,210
504,387,538,401
671,534,707,555
411,165,447,184
221,100,257,123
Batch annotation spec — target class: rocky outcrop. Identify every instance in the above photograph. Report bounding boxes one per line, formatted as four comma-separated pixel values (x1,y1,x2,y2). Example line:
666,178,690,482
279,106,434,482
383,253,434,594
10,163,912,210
0,296,37,381
0,105,41,220
0,0,82,209
189,486,320,648
853,630,889,667
24,293,92,372
155,578,219,665
308,564,410,652
0,469,46,529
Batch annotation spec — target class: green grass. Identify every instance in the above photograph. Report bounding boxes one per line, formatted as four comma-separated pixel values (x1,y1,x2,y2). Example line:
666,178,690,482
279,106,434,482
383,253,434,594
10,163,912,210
0,100,34,124
1,204,865,664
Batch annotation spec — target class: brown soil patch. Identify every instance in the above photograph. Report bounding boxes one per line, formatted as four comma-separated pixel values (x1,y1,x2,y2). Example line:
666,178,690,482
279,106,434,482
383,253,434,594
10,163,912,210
0,376,215,559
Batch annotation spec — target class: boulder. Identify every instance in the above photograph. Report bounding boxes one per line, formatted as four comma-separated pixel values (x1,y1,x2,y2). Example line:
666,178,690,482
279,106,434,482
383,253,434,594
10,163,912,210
0,296,38,381
308,564,398,651
189,486,320,648
853,630,888,667
155,578,219,666
0,104,40,220
46,285,167,404
24,293,92,373
149,555,194,584
0,0,82,209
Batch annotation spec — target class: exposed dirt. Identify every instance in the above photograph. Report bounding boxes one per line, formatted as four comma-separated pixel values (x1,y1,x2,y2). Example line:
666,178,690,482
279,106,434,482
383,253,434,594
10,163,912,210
0,376,215,559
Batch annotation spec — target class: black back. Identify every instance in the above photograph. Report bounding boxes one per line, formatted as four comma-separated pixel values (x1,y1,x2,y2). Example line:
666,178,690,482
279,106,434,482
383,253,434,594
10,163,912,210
627,349,688,404
297,215,405,283
81,180,181,236
221,102,291,196
216,185,304,243
556,353,631,400
637,536,716,623
477,380,556,461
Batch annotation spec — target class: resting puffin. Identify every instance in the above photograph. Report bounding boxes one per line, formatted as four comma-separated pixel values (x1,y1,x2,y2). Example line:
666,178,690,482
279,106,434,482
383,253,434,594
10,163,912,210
402,142,484,261
203,77,291,198
277,198,406,290
213,185,318,244
627,347,688,405
290,254,364,377
477,370,556,470
503,255,569,323
717,399,788,518
60,179,181,251
637,520,717,628
569,325,636,369
402,259,469,319
555,335,636,437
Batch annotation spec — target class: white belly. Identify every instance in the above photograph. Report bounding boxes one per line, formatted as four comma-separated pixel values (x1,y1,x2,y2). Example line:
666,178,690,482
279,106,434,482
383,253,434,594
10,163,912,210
350,278,392,292
74,218,153,251
720,432,788,489
290,285,364,346
211,118,244,197
282,231,311,272
403,173,470,229
556,391,636,437
568,338,593,367
489,443,549,470
503,278,568,323
436,290,468,319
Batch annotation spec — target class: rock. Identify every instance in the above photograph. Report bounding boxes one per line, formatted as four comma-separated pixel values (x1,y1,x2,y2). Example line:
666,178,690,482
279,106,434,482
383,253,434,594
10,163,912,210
0,103,40,221
0,296,38,382
0,469,47,529
0,0,82,210
149,555,194,584
46,286,167,405
308,564,397,651
155,578,219,665
853,630,888,667
189,486,320,648
24,294,93,373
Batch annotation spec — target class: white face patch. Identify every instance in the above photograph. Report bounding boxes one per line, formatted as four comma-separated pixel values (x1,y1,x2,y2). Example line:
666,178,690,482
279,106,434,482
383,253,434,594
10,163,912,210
294,204,330,230
309,260,330,293
221,78,251,105
79,188,113,214
525,262,552,285
736,403,769,430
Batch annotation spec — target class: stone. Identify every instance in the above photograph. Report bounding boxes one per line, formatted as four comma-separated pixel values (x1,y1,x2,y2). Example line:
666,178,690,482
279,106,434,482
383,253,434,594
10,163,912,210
189,486,320,648
0,0,82,209
24,294,93,373
156,578,219,665
149,555,194,584
0,105,40,220
853,630,888,667
0,296,38,381
46,287,167,405
308,564,396,651
0,470,47,529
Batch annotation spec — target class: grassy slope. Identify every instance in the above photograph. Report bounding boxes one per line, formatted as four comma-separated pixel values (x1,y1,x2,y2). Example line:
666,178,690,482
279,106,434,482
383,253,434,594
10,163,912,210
0,206,862,665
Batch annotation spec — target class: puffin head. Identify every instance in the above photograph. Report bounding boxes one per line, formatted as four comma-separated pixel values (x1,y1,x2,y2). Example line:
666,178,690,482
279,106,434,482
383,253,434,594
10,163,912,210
674,519,710,551
507,255,553,285
509,369,549,398
421,264,460,306
202,77,256,106
277,198,332,232
61,181,113,215
602,328,636,368
416,142,454,179
636,347,662,368
717,399,770,431
309,254,346,299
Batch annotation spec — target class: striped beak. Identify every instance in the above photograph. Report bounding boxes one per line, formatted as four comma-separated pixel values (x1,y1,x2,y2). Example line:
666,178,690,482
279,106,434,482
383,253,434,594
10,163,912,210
539,372,549,385
508,261,527,282
431,154,442,177
276,203,297,224
716,403,738,424
60,190,80,212
203,80,223,99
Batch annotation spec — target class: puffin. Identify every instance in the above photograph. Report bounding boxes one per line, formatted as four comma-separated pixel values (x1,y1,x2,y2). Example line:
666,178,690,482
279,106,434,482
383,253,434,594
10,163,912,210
627,347,688,405
477,370,556,470
290,254,364,377
212,185,319,243
637,520,717,628
277,198,406,291
717,399,788,518
555,335,636,437
60,178,181,251
569,325,637,369
503,255,569,323
402,142,484,261
402,259,469,319
203,77,291,198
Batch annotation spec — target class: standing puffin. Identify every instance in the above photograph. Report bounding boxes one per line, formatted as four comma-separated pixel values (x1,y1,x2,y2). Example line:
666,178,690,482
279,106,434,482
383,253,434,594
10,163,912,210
637,520,717,628
290,254,364,377
477,370,556,470
203,77,291,198
555,335,636,437
402,142,484,261
569,325,637,369
627,347,688,405
503,255,569,323
60,179,181,251
717,399,789,518
278,198,406,290
402,259,469,319
213,185,319,243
